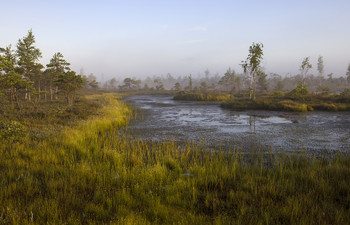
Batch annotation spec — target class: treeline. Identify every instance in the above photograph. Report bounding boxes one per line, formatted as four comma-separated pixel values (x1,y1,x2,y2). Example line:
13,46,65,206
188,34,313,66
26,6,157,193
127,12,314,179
101,56,350,95
0,30,98,109
105,65,350,94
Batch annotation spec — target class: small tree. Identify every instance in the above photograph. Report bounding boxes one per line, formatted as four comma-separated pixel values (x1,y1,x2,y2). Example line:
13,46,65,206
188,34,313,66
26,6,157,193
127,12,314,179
154,79,164,91
300,57,312,87
218,67,236,92
0,54,32,109
346,63,350,85
46,52,70,100
16,29,42,101
174,82,181,91
55,71,83,106
244,42,264,100
200,81,208,91
288,81,309,100
188,74,192,90
257,70,268,92
317,56,324,78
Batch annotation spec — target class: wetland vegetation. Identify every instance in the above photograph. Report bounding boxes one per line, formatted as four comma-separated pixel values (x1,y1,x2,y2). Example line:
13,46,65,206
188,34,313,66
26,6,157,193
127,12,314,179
1,31,350,224
1,93,350,224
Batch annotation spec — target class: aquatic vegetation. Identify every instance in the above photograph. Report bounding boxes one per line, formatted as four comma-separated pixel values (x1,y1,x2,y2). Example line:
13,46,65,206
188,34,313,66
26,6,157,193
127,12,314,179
0,93,349,224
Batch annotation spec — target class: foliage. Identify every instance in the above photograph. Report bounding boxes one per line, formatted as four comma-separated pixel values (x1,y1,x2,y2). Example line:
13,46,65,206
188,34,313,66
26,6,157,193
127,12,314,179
0,54,33,108
272,91,285,97
154,79,164,90
288,82,309,100
185,74,193,90
174,82,181,91
317,56,324,77
244,42,264,100
56,71,84,106
347,63,350,84
119,77,141,90
16,29,43,102
218,67,236,91
299,57,312,86
257,69,268,91
0,120,26,143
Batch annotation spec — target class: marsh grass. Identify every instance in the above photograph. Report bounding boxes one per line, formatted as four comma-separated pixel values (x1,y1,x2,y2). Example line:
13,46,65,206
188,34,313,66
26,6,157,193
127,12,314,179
221,92,350,112
174,91,231,101
1,93,349,224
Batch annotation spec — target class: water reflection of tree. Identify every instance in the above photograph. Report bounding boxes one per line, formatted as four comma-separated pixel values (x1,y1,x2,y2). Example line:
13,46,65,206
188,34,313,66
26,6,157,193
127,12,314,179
249,116,256,133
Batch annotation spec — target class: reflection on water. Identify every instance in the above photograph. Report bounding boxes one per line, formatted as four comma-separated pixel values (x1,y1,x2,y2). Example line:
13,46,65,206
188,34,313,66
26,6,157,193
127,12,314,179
124,95,350,153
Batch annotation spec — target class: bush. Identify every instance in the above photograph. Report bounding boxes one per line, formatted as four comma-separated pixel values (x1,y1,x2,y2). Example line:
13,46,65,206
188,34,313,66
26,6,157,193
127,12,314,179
272,91,285,97
0,120,27,143
287,83,309,100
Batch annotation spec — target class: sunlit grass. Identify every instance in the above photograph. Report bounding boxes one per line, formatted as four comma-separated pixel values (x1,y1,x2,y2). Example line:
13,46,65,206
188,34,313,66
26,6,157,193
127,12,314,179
0,93,349,224
174,90,231,101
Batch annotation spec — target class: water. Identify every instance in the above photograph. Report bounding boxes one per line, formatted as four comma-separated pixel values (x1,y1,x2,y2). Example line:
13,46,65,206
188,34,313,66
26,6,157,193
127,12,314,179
124,95,350,153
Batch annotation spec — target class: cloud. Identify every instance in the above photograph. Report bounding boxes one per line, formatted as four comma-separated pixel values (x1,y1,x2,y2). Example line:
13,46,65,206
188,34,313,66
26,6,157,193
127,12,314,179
190,25,207,32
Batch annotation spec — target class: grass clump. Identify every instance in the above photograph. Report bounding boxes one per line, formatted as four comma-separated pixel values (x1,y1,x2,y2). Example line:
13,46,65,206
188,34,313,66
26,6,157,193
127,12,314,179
174,91,231,101
1,93,350,224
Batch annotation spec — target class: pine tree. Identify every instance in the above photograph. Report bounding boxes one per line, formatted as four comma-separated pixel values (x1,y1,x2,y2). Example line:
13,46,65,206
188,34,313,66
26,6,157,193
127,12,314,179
46,52,70,100
16,29,42,101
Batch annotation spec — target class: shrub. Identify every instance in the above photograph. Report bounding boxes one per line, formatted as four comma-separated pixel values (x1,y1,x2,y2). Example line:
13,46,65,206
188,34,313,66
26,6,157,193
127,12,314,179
272,91,285,97
287,83,309,100
0,120,27,143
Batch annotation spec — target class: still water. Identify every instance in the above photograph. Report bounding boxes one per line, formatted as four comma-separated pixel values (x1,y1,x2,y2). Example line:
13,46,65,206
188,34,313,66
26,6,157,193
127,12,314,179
124,95,350,153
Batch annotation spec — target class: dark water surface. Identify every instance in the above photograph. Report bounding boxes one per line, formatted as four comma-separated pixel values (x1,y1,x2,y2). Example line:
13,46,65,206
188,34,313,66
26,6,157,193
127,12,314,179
124,95,350,153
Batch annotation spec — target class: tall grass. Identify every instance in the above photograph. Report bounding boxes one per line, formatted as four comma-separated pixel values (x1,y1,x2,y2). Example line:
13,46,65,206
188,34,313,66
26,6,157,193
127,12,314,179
0,93,349,224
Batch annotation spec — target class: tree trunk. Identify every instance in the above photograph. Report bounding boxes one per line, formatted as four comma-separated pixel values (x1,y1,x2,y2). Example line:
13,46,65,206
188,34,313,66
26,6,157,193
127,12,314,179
253,71,256,100
14,88,21,110
10,86,14,106
38,80,41,102
249,72,253,100
50,83,53,101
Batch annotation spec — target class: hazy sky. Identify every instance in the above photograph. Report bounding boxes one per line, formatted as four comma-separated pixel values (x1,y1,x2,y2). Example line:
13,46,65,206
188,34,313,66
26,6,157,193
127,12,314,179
1,0,350,80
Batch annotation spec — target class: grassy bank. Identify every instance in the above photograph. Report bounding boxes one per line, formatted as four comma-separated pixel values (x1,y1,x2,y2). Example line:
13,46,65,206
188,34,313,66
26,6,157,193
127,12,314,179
221,92,350,112
172,90,350,112
1,93,350,224
174,91,232,101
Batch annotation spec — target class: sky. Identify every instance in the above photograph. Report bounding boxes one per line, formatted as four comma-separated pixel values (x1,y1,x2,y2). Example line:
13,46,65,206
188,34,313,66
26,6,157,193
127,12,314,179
1,0,350,81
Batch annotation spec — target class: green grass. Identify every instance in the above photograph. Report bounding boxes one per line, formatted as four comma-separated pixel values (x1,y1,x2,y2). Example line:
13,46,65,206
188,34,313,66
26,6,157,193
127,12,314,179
0,93,349,224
